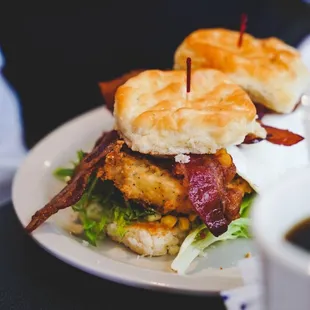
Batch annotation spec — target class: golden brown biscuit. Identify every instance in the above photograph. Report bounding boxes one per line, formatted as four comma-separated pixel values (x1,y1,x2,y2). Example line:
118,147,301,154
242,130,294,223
174,28,310,114
114,69,266,155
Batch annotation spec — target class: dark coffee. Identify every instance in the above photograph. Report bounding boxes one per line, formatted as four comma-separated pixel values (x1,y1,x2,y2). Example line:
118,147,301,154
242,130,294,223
286,218,310,252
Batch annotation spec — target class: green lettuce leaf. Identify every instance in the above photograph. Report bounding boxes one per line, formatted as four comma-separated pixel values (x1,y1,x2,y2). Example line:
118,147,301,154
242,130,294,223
170,193,256,274
53,167,74,181
70,178,158,246
53,150,87,181
54,149,158,246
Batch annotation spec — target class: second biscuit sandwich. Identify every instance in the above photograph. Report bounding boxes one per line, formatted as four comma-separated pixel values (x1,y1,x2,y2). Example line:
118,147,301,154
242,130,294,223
174,28,310,114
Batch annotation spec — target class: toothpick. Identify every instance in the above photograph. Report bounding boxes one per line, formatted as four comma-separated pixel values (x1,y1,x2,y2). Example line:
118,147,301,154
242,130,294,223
237,13,248,48
186,57,191,101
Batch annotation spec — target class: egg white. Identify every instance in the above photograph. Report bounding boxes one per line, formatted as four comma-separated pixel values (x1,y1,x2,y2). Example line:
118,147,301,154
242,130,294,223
227,107,309,193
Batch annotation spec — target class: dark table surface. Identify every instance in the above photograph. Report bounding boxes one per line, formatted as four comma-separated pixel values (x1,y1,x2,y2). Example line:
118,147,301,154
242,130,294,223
0,201,226,310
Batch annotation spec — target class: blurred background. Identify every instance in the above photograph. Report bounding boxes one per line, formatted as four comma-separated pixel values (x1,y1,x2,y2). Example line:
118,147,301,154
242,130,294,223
0,0,310,149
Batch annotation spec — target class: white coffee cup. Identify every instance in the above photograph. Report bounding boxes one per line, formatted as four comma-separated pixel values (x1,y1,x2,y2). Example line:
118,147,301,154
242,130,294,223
252,165,310,310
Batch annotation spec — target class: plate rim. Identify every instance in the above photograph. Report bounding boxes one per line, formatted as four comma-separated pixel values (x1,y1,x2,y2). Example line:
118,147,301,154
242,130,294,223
12,106,243,295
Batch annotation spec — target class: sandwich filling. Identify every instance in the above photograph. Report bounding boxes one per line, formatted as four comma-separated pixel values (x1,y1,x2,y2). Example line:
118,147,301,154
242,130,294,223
26,130,253,261
99,136,252,238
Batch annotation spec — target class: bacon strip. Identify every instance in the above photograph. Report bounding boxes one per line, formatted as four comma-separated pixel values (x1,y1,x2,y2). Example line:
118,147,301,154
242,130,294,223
25,130,119,233
254,103,276,120
263,124,304,146
174,155,242,237
247,101,304,146
243,133,264,144
98,70,144,112
243,124,304,146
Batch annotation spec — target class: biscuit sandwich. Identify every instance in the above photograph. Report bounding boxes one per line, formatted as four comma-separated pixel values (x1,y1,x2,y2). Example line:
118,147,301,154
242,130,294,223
174,28,310,114
25,68,269,260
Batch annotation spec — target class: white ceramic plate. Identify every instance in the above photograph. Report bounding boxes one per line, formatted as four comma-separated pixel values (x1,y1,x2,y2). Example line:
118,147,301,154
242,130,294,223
12,106,257,294
12,105,308,294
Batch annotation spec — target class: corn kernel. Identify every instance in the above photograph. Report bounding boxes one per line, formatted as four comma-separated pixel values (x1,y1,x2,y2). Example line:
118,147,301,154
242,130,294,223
64,176,71,183
146,213,162,222
244,252,251,258
69,223,84,235
161,215,178,228
168,245,180,256
229,177,253,194
178,217,190,231
189,213,198,222
216,148,226,155
217,152,232,167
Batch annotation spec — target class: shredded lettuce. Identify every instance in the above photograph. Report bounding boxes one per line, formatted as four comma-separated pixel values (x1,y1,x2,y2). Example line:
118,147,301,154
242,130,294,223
74,185,158,246
53,152,158,246
170,193,256,274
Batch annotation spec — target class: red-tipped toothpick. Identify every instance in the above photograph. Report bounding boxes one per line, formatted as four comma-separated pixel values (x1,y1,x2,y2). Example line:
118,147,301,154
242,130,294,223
186,57,192,93
237,13,248,48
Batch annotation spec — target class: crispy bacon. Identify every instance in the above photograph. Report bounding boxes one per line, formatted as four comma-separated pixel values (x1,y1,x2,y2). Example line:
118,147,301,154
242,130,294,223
243,133,264,144
247,101,304,146
263,124,304,146
243,124,304,146
25,130,119,233
225,187,244,221
174,155,243,237
98,70,144,112
254,103,276,120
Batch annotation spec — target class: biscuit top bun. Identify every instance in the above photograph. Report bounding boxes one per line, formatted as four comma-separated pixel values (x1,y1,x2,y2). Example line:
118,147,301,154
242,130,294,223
114,69,266,155
174,28,310,114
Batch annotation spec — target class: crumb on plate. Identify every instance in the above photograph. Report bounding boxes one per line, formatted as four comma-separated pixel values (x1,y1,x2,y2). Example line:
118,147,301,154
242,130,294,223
174,154,190,164
245,252,251,258
82,240,89,247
